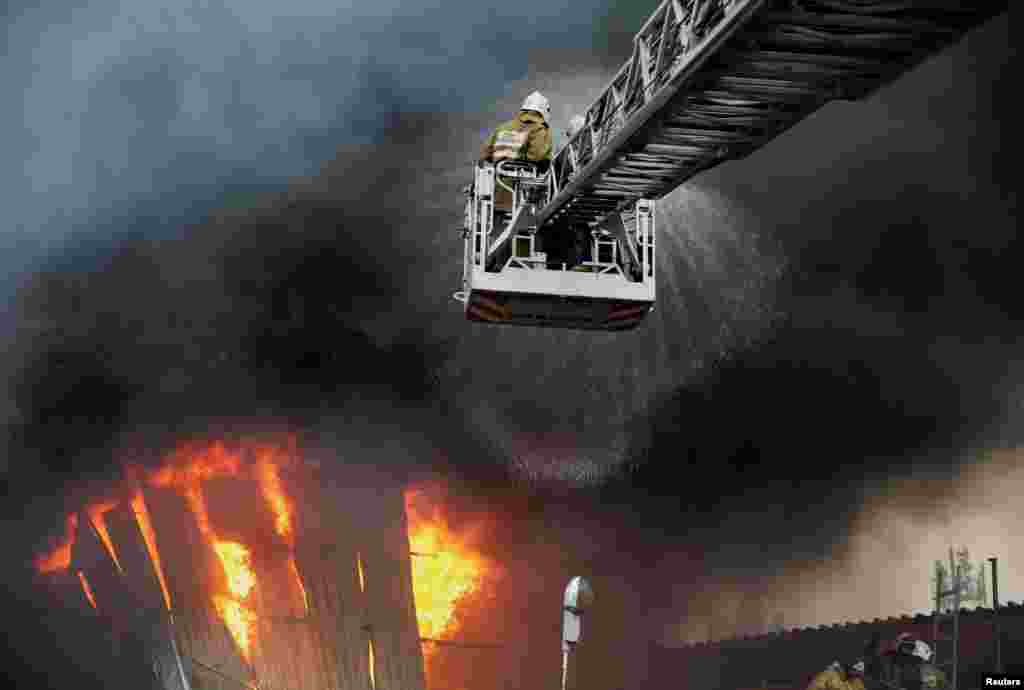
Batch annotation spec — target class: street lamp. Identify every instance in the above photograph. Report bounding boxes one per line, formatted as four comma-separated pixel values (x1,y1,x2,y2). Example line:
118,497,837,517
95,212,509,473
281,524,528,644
562,576,595,690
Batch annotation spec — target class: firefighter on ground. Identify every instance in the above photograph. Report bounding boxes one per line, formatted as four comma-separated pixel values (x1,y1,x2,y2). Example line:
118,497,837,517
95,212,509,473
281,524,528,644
807,659,867,690
907,637,948,689
478,91,553,214
882,633,946,690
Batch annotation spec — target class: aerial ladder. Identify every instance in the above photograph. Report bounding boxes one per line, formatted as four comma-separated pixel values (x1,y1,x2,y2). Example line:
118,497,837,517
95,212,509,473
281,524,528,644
458,0,1008,331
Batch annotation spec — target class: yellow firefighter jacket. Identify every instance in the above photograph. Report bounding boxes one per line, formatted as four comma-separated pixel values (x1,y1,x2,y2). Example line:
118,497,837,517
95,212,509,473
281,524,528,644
806,668,867,690
479,110,553,166
921,663,948,689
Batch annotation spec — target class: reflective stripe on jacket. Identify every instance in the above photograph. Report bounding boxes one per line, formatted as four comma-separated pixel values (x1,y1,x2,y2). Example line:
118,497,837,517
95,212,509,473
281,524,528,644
806,668,867,690
921,664,947,689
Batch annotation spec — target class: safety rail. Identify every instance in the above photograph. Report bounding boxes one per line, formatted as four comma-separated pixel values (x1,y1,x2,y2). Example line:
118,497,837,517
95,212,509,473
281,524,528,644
540,0,1007,232
543,0,766,227
548,0,753,191
459,164,494,304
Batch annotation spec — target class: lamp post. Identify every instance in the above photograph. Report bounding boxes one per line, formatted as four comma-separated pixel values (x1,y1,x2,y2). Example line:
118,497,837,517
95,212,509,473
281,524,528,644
988,557,1001,673
562,576,595,690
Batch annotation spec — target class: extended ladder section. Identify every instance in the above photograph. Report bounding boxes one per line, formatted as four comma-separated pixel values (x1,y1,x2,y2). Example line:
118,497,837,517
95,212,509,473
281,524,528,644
459,0,1006,331
538,0,1008,232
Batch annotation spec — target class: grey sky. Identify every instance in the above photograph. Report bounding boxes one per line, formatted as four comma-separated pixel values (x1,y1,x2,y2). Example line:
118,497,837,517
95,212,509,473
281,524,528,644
2,0,617,294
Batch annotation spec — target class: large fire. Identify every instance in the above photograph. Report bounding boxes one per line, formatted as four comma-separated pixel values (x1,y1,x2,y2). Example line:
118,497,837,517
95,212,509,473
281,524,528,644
32,440,498,688
31,438,308,669
405,486,492,679
153,466,260,657
144,441,302,663
408,522,485,640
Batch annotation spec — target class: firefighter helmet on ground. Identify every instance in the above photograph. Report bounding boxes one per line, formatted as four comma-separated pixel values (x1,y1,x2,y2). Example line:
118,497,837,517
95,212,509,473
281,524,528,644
895,632,918,655
913,640,933,662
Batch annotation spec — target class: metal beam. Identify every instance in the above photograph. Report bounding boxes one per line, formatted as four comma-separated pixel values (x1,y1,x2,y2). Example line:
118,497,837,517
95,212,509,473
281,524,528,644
534,0,1006,233
537,0,769,228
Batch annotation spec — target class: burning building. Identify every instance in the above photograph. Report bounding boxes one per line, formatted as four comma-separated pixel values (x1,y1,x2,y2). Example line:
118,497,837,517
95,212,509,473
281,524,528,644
30,437,493,690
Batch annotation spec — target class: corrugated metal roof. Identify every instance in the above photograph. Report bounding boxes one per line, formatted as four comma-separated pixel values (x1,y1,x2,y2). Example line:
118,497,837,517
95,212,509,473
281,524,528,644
668,601,1022,650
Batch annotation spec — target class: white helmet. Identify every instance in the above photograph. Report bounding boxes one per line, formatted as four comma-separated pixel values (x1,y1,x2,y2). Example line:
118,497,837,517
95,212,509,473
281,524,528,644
566,114,586,139
913,640,933,662
521,91,550,120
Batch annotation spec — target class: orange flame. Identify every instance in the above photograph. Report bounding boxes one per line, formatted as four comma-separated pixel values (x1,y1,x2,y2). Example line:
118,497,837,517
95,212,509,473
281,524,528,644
405,491,486,643
184,482,257,661
149,441,242,488
290,557,309,614
184,482,214,537
147,443,263,662
77,570,98,609
357,553,366,593
214,594,257,662
214,541,256,600
408,524,485,640
211,541,258,661
35,513,79,574
131,490,173,611
87,500,123,574
256,449,294,545
33,438,308,674
368,638,376,690
256,446,310,618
